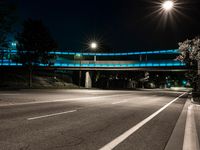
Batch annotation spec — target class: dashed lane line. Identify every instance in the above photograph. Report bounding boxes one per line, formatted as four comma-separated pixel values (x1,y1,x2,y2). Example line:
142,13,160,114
112,101,127,105
27,110,77,120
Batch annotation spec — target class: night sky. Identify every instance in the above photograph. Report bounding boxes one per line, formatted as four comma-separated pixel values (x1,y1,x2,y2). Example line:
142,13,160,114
12,0,200,51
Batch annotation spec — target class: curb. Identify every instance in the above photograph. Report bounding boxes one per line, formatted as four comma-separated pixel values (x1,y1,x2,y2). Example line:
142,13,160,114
191,97,200,105
165,98,189,150
165,97,200,150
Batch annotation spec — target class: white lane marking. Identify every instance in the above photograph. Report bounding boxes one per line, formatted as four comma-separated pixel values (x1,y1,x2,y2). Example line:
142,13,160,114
0,94,133,107
0,94,21,95
99,92,187,150
183,105,200,150
27,110,77,120
112,100,127,105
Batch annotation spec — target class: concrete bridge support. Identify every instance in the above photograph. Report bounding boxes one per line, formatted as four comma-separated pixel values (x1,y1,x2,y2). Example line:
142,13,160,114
85,71,92,88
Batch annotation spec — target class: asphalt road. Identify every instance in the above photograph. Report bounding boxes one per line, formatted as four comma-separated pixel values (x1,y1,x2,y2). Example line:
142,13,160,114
0,89,188,150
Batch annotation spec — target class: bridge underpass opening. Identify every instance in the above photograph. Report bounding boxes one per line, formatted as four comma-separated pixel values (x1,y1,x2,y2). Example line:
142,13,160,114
91,70,189,89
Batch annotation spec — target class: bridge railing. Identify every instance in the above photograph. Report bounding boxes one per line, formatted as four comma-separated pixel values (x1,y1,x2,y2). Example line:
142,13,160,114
0,60,185,67
0,49,180,56
53,60,185,67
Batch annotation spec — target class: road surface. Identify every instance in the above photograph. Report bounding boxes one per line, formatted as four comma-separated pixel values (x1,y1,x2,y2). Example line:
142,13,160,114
0,89,189,150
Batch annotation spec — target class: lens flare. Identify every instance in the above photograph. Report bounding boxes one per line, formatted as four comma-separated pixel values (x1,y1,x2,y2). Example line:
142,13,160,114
142,0,189,29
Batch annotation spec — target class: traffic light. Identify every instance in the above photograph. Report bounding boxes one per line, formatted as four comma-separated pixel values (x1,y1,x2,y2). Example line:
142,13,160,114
182,80,187,86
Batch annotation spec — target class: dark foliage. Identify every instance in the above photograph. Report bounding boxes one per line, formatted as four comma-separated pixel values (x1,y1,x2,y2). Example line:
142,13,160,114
0,1,17,63
16,19,58,66
0,1,17,48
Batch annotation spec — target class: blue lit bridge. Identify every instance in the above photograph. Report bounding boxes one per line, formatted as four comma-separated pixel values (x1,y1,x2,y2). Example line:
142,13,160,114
0,49,187,88
0,49,186,70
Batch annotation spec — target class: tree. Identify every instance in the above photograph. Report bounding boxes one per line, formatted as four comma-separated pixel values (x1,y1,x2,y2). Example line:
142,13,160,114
16,19,58,87
16,19,58,65
178,36,200,100
0,1,17,62
178,37,200,64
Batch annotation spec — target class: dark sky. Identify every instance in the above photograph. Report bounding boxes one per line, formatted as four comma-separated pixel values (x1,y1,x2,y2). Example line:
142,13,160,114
14,0,200,51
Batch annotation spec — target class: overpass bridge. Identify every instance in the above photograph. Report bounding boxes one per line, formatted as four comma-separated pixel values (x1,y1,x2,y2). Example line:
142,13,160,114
0,49,185,70
0,49,187,88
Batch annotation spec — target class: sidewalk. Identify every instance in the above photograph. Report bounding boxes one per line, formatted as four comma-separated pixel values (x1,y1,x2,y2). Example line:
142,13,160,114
194,102,200,148
165,98,200,150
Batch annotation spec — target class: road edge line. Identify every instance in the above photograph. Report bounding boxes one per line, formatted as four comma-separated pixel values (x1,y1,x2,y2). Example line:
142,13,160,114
164,98,190,150
99,92,187,150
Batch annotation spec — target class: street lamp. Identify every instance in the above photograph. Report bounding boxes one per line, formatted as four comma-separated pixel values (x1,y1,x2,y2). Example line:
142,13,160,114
90,42,98,62
90,42,98,50
162,0,174,12
78,41,98,88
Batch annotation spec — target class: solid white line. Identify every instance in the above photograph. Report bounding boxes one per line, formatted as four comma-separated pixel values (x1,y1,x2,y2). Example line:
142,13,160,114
0,94,133,107
112,100,127,105
99,92,187,150
183,104,200,150
27,110,77,120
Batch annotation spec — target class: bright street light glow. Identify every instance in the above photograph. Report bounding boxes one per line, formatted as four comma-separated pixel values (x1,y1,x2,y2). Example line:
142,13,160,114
162,0,174,11
90,42,98,49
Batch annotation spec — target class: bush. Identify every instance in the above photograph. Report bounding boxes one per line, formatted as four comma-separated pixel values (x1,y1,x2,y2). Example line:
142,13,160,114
192,75,200,102
192,91,200,102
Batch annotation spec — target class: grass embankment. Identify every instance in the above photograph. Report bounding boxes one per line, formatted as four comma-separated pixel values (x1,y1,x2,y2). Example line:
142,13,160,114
0,69,78,89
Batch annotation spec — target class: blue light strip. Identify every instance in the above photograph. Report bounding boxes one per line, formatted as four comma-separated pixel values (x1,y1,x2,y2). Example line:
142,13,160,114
0,63,23,66
0,61,186,67
0,49,180,56
78,49,179,56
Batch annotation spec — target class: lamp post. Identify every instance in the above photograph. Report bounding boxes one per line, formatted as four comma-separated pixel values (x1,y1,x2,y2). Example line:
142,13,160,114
77,53,83,88
78,42,98,88
90,42,98,62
